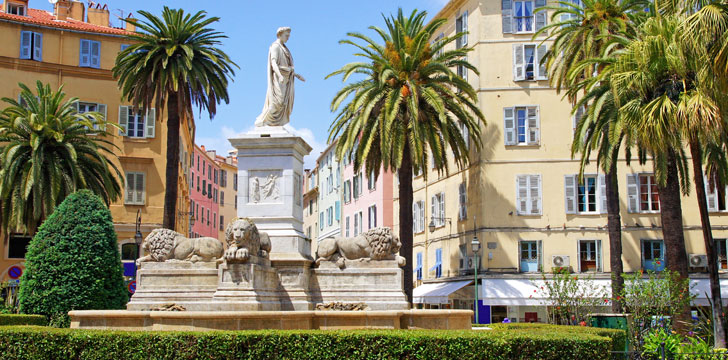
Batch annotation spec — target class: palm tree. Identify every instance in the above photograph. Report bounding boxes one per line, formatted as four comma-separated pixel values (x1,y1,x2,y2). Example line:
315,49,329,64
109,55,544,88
536,0,647,312
0,81,123,234
327,9,485,303
114,7,236,230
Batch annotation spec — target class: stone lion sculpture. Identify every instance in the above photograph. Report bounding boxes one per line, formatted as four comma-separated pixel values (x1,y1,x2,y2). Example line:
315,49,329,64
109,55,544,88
136,229,224,265
315,227,405,269
224,218,272,263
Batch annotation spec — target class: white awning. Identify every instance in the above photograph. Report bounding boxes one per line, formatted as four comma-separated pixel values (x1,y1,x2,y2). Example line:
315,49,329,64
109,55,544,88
413,280,472,304
481,278,612,306
691,279,728,306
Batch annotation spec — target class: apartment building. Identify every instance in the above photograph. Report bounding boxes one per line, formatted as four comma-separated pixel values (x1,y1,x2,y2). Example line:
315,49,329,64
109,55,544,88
303,167,319,245
215,151,238,240
315,142,342,243
190,145,220,238
403,0,728,323
0,0,194,282
340,159,395,239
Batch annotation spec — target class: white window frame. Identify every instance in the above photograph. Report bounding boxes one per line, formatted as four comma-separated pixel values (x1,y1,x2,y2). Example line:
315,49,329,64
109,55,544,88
124,172,146,205
578,239,602,273
516,174,542,215
458,182,467,220
367,171,376,191
345,216,351,237
368,204,377,229
118,106,155,138
431,192,446,227
705,177,728,213
513,0,535,33
413,200,425,234
627,173,660,213
564,174,606,215
504,105,540,146
343,180,352,204
7,3,26,16
456,10,468,49
513,44,548,81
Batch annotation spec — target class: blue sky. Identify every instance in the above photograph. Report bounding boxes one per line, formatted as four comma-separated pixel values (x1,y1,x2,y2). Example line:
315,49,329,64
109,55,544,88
37,0,449,167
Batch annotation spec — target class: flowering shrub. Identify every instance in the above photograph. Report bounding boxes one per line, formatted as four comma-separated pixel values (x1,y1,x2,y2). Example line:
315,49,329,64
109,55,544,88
534,268,610,325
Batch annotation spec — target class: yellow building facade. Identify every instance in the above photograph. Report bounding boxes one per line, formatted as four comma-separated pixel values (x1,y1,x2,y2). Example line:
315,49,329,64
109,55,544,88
401,0,728,323
0,0,194,282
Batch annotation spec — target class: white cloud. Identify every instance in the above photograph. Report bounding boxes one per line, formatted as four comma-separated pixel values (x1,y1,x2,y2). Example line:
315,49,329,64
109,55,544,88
196,125,327,170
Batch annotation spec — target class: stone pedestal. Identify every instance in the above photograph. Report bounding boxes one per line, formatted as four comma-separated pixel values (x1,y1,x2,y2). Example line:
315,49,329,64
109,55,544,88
229,126,314,310
127,262,219,311
310,260,409,311
211,256,282,311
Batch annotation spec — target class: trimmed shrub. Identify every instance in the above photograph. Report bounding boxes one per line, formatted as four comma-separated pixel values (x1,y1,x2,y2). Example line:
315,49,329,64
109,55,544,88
488,323,627,352
0,315,47,326
17,190,127,327
0,326,615,360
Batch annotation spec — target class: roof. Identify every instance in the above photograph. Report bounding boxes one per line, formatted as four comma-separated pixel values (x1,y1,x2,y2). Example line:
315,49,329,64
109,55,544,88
0,8,129,36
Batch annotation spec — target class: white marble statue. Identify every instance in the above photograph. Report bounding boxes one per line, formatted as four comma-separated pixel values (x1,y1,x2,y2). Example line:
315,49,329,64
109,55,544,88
255,27,305,127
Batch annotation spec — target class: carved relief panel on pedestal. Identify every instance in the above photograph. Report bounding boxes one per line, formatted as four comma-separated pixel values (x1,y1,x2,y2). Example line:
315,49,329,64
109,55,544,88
249,170,282,204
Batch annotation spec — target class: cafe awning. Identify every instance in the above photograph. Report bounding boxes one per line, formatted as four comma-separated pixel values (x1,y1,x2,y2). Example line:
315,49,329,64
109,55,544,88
413,280,473,304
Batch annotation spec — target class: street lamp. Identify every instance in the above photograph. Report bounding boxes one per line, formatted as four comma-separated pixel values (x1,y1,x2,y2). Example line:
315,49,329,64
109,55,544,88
134,210,143,278
471,217,481,324
428,217,452,233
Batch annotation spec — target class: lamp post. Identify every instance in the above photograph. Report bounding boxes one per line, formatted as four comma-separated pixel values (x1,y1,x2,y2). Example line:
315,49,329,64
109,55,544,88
134,210,143,278
471,218,481,324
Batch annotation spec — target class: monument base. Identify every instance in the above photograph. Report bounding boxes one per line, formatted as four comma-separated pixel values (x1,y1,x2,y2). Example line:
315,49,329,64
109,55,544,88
310,260,409,311
210,256,282,311
127,262,219,311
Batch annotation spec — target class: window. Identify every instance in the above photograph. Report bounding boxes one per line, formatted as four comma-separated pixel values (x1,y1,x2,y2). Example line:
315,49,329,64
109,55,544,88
207,183,212,199
124,172,145,205
367,171,376,191
345,216,351,237
519,240,541,272
516,175,541,215
308,199,314,215
513,44,548,81
7,2,26,15
20,31,42,61
214,169,218,185
213,212,217,229
196,204,199,221
459,182,467,220
626,174,660,213
79,39,101,68
430,248,443,278
74,102,107,130
572,104,586,134
415,253,423,280
213,188,218,203
456,10,468,48
717,239,727,270
327,207,333,227
8,234,31,259
234,195,237,209
354,212,360,236
502,0,546,34
564,175,606,214
433,32,445,57
579,240,602,272
233,173,238,191
327,175,333,194
353,173,362,199
208,165,212,180
319,212,324,230
503,106,539,146
335,201,340,222
642,240,665,271
220,191,224,205
343,180,351,203
207,209,210,226
413,200,425,233
706,178,728,212
120,243,138,261
202,179,207,195
457,58,468,83
118,106,155,138
201,207,205,224
120,44,130,52
220,170,227,187
560,0,583,23
459,121,470,150
368,205,377,229
306,226,312,240
197,176,200,192
431,193,446,227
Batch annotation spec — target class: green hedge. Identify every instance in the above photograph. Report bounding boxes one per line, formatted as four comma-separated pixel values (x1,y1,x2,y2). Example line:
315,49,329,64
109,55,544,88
0,325,616,360
487,323,627,352
0,315,46,326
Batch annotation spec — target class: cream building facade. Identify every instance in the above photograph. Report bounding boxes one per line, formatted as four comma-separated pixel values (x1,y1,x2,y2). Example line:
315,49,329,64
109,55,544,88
401,0,728,323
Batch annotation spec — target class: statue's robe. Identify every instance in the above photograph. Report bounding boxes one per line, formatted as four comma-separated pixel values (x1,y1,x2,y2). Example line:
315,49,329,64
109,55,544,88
255,39,295,127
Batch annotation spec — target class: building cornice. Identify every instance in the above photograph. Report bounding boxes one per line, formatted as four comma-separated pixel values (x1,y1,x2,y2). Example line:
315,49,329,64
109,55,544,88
0,56,114,80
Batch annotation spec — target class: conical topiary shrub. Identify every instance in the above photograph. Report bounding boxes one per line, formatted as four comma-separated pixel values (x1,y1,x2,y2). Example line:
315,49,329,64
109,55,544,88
18,190,127,326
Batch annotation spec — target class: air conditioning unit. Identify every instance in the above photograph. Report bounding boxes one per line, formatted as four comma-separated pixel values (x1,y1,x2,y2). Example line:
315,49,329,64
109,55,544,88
551,255,570,268
689,254,708,268
459,256,477,275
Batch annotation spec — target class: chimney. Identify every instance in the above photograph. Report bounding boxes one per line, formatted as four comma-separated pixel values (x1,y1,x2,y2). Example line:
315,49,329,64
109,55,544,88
125,14,136,32
86,3,109,27
68,0,84,21
54,0,71,21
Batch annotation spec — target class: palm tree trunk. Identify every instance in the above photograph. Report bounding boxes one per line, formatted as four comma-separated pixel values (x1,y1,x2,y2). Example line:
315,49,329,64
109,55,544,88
398,141,414,306
605,156,625,313
658,149,691,332
162,93,180,230
689,139,726,348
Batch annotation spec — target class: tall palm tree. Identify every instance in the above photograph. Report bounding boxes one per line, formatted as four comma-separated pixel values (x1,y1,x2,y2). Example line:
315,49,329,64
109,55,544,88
608,15,710,331
114,7,236,230
0,81,123,234
327,9,485,303
536,0,647,312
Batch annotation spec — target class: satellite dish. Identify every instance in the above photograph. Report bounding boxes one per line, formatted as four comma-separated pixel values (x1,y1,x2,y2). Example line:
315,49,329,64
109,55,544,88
49,0,59,4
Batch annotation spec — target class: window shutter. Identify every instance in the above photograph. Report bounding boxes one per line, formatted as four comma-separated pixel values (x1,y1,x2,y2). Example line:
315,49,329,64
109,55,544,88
91,40,100,68
335,201,340,221
118,105,128,136
33,32,42,61
320,212,324,230
705,176,718,212
79,39,90,66
626,174,639,213
125,172,135,203
596,239,603,272
412,203,418,233
530,175,541,215
537,240,543,271
136,173,145,205
462,10,468,46
97,103,107,131
502,0,513,33
537,44,548,80
20,31,32,59
527,106,539,145
146,108,156,138
535,0,548,31
573,105,585,132
513,44,525,81
431,195,437,225
439,194,446,224
504,107,516,145
419,201,425,232
516,175,528,215
598,174,607,214
564,175,577,214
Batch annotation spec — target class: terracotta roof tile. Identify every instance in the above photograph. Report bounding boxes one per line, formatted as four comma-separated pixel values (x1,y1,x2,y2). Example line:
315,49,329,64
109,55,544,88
0,8,129,35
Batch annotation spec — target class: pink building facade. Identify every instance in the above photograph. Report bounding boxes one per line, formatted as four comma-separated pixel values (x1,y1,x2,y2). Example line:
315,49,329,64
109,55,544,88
190,145,220,238
340,160,395,238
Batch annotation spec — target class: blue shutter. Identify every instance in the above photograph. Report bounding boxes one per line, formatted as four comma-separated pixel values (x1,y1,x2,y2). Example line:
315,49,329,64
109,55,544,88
20,31,32,59
79,39,90,67
90,40,101,68
33,32,42,61
335,201,340,221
